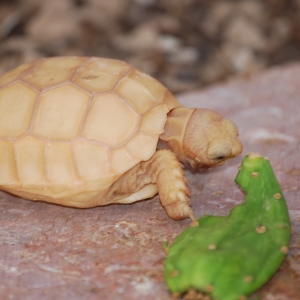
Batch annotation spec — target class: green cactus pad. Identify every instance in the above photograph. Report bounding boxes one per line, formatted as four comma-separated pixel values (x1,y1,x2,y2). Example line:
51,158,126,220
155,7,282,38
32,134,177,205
164,153,291,300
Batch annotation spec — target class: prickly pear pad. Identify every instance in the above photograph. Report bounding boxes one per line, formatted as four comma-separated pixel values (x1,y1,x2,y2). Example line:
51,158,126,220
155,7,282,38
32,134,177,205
164,153,291,300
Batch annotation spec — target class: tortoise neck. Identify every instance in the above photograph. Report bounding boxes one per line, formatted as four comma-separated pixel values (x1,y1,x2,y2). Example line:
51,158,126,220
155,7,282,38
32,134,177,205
158,107,195,162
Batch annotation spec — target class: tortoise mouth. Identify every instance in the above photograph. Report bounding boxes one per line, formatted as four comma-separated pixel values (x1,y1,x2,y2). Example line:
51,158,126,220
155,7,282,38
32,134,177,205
185,153,228,170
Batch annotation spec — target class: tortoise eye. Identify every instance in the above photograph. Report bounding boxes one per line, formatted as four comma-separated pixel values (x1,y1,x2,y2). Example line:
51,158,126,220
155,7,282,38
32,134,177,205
216,155,225,160
211,154,227,161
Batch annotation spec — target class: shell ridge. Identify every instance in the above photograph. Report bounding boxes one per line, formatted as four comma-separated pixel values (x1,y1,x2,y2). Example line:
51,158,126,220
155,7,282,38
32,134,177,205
9,134,77,144
18,59,47,91
111,90,141,117
83,131,140,150
28,90,42,135
78,137,111,148
107,129,142,150
71,142,85,185
0,79,30,91
70,56,90,82
12,141,21,186
13,134,51,190
111,147,140,175
69,81,93,95
19,78,41,92
44,141,84,199
0,140,20,187
30,81,73,93
7,133,115,148
1,135,106,146
140,102,169,116
111,67,134,92
78,94,97,138
0,60,35,89
109,91,142,144
126,133,158,162
125,145,143,162
19,59,40,80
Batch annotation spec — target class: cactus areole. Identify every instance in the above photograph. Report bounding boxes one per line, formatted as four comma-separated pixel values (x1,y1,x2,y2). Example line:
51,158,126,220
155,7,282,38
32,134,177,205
164,153,291,300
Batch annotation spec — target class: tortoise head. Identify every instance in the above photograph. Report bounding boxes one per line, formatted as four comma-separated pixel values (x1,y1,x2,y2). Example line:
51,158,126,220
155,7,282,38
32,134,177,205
160,107,243,169
183,108,243,169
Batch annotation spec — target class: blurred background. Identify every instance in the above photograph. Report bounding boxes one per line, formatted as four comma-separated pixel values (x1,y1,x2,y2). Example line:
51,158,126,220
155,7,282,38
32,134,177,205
1,0,300,94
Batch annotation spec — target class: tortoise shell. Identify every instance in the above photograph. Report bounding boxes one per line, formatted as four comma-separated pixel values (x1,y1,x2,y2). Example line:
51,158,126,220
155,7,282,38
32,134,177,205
0,57,181,207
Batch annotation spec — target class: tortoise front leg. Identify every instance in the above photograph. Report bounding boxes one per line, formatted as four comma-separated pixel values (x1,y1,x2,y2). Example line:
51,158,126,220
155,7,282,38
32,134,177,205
148,150,196,222
107,150,196,222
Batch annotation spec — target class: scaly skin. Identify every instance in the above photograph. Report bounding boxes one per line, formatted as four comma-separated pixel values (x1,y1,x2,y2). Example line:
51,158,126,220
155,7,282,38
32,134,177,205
106,150,196,221
164,153,291,300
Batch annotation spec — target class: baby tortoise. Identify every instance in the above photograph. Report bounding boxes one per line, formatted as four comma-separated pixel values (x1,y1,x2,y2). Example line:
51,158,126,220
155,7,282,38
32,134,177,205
0,57,242,221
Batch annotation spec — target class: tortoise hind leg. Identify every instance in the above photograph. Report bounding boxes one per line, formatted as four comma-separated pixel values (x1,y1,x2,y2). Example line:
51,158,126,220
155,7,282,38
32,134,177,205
106,149,196,222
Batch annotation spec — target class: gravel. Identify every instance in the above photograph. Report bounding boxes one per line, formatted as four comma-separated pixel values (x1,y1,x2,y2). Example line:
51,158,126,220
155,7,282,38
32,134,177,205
1,0,300,93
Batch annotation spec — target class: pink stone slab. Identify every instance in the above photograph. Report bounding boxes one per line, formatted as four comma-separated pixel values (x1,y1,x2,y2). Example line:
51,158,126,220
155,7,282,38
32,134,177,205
1,64,300,299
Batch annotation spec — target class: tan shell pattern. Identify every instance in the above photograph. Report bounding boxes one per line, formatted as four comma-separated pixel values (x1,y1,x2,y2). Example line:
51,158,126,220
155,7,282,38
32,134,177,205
0,57,180,207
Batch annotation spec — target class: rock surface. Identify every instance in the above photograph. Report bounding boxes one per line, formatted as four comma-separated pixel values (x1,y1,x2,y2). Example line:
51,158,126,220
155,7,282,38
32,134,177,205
1,64,300,299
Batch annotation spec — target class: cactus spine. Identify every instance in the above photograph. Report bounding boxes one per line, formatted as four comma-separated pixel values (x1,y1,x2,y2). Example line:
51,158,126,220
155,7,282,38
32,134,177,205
164,153,291,300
